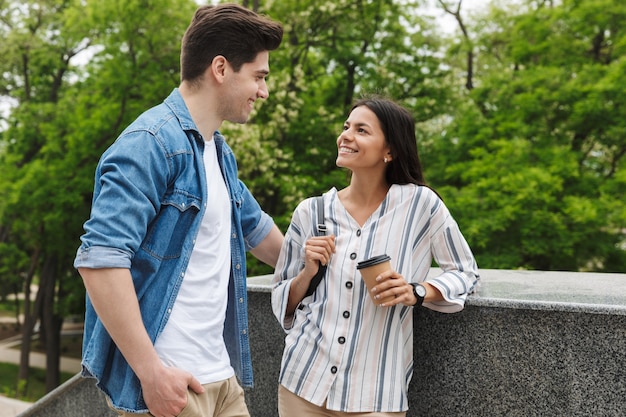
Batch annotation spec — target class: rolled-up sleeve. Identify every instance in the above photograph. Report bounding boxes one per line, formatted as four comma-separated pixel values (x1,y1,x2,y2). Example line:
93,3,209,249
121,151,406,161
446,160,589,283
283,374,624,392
74,246,133,269
243,211,274,251
74,131,168,270
424,200,479,313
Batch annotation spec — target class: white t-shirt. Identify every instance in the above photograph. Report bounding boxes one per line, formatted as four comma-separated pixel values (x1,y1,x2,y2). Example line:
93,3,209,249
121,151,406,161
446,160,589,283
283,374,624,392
154,137,233,384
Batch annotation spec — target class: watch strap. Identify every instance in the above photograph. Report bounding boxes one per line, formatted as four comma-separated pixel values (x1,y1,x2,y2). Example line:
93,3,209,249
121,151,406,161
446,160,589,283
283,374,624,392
411,283,426,307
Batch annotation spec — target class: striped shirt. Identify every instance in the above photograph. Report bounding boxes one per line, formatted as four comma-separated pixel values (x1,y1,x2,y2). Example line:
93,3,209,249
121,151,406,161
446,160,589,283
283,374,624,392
271,185,479,413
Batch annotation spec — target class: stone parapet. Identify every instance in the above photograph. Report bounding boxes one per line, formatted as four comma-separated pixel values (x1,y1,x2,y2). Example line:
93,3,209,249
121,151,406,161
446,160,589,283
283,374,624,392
18,269,626,417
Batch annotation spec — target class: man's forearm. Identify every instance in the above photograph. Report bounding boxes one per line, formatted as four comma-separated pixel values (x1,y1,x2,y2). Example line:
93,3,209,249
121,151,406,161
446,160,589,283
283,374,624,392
78,267,163,381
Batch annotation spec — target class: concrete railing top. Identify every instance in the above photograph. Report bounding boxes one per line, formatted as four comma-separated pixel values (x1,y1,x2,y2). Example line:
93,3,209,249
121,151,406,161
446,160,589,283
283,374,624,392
248,268,626,316
16,268,626,417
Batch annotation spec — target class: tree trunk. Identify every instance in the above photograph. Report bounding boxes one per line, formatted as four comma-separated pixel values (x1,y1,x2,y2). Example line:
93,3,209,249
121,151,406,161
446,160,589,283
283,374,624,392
12,286,21,328
17,248,41,396
39,255,63,393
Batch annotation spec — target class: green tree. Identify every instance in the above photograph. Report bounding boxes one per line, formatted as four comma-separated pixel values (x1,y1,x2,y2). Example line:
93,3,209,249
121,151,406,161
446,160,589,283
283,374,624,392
223,0,453,273
250,0,448,199
0,0,197,395
428,0,626,270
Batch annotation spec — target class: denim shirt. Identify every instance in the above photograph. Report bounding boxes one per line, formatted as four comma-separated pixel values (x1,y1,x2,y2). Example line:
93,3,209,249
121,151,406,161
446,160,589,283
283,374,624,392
74,88,273,413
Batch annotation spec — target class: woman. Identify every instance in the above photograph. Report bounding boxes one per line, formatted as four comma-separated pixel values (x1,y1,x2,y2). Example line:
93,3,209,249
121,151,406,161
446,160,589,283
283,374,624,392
271,97,479,416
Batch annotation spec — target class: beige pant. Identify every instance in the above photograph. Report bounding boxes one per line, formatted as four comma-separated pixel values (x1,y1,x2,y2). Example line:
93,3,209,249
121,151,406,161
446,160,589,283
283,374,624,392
110,375,249,417
278,384,406,417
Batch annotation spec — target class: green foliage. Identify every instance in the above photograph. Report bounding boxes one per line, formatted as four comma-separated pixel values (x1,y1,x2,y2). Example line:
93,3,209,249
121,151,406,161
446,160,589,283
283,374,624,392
0,0,199,307
0,243,28,299
0,0,198,394
0,362,73,402
431,0,626,271
222,0,451,223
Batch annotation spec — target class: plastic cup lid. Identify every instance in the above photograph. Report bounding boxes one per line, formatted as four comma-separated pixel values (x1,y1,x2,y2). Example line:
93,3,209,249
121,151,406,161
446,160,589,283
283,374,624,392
356,254,391,269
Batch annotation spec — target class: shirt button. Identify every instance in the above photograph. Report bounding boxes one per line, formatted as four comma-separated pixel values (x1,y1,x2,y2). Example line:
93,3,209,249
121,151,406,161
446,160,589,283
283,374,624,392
350,253,356,260
338,337,345,344
356,229,361,237
232,233,237,239
242,329,247,335
343,311,350,319
331,366,337,374
236,264,241,270
239,297,244,303
346,281,353,289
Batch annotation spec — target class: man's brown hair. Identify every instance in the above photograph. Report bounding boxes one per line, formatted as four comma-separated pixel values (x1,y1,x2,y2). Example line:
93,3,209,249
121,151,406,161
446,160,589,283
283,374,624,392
181,3,283,82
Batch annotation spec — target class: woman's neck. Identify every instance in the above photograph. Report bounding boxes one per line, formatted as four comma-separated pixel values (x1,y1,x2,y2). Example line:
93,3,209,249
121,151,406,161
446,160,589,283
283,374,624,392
337,177,391,226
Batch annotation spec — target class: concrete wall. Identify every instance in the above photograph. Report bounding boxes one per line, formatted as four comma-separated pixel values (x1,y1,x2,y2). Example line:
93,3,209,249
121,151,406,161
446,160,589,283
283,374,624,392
19,269,626,417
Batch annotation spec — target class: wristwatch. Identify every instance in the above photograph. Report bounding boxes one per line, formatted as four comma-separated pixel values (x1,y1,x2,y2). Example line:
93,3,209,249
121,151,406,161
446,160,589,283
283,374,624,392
410,283,426,307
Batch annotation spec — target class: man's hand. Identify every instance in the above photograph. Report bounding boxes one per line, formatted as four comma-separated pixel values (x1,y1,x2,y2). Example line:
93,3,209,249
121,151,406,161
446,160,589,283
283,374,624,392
141,364,204,417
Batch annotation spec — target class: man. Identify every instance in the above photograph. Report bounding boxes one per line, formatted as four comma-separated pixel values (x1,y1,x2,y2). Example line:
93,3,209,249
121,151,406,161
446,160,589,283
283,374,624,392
74,4,284,416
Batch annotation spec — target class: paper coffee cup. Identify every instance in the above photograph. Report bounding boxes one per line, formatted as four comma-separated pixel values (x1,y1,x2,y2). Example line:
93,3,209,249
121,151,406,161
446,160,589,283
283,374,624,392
357,254,395,305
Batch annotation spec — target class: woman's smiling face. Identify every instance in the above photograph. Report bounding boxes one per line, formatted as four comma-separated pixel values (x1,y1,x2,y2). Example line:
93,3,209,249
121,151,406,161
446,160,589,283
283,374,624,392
336,105,391,171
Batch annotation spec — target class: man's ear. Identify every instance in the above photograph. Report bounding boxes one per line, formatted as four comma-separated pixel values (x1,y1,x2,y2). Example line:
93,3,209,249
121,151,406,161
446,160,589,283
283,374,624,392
209,55,228,83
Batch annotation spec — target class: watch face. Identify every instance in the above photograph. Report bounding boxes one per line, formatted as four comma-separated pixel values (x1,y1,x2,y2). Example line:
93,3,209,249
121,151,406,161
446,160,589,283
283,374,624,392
415,284,426,297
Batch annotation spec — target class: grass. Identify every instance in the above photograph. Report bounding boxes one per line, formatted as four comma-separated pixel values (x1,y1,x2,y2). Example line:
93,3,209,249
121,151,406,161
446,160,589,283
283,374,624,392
0,297,83,403
0,362,74,402
0,299,19,317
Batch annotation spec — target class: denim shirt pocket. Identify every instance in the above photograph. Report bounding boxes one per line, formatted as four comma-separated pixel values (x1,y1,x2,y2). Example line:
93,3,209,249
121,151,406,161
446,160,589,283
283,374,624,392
142,189,201,260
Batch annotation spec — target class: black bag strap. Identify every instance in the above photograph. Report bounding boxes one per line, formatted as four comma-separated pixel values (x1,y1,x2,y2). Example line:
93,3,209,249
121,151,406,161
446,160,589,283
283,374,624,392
305,195,327,297
315,195,326,237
